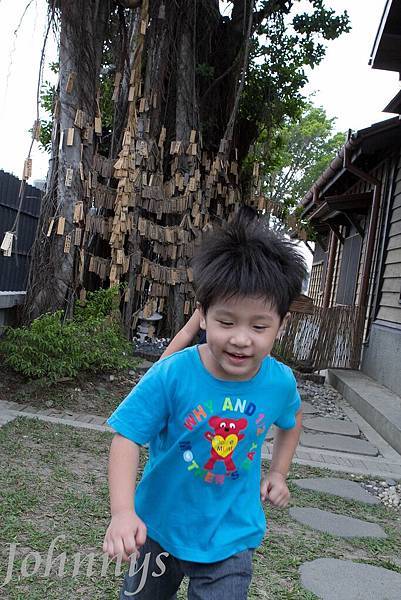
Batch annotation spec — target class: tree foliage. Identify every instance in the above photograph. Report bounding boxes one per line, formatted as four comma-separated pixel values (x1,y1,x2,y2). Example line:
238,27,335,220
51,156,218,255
238,0,350,166
262,102,346,210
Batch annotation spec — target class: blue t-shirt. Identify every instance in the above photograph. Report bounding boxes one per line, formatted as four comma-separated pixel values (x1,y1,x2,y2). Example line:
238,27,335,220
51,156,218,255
107,345,301,563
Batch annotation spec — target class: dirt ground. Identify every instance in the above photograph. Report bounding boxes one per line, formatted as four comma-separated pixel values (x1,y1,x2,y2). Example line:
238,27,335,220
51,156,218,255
0,361,141,416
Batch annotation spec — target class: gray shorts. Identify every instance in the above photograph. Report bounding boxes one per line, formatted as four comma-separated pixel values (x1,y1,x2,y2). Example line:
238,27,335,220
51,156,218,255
119,536,253,600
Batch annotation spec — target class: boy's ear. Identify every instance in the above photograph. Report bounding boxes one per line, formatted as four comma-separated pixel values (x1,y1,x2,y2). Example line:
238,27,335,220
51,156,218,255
196,302,207,331
278,312,290,336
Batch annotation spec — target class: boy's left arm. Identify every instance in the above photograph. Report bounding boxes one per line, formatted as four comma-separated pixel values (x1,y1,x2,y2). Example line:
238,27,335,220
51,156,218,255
260,408,302,507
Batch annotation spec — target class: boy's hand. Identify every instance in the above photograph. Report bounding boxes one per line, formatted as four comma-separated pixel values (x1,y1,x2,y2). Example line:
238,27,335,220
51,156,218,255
103,509,147,562
260,471,290,507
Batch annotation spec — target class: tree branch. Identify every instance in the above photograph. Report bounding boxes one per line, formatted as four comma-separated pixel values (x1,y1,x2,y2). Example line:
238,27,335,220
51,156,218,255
201,51,242,103
252,0,292,30
224,0,254,143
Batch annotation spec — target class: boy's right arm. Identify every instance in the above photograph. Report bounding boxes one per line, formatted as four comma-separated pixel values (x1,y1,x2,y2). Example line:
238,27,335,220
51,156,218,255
160,309,201,358
103,434,147,562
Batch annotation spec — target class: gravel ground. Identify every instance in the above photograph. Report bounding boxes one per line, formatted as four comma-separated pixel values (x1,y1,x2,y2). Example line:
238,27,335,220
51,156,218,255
359,477,401,511
297,377,348,420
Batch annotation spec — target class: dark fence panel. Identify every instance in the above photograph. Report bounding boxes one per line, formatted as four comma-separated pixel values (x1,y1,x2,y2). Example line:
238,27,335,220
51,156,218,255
0,170,42,291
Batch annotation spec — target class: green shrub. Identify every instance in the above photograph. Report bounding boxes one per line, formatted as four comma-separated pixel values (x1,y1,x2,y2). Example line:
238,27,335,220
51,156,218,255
74,287,120,323
0,288,133,380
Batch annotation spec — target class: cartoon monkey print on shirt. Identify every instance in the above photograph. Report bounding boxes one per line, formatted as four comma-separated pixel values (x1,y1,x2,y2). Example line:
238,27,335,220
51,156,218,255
204,416,248,473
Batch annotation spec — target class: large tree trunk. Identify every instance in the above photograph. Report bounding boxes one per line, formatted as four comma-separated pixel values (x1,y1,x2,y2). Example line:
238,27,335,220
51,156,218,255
25,0,256,336
23,0,110,322
118,1,252,338
168,12,194,334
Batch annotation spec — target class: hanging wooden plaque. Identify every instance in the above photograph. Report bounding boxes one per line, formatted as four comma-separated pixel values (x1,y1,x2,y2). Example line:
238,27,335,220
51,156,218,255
32,120,41,141
47,218,55,237
23,158,32,180
158,126,166,147
73,201,84,223
65,168,74,187
1,231,14,256
140,19,148,35
56,217,66,235
65,72,76,93
64,233,72,254
94,117,102,135
74,109,85,129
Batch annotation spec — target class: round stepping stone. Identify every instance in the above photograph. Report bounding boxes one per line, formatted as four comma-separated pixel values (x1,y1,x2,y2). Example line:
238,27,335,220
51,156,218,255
300,432,379,456
292,477,380,504
300,558,401,599
289,507,386,538
303,416,360,437
301,401,318,415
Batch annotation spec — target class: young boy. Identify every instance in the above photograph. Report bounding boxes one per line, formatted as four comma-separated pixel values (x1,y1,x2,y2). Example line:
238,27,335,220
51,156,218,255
103,217,307,599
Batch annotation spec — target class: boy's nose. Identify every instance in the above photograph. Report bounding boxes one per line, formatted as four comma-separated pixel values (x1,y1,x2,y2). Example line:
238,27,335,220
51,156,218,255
229,330,251,347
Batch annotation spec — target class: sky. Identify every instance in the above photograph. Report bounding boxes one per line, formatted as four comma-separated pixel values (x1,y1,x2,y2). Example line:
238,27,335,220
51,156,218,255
0,0,398,183
303,0,397,134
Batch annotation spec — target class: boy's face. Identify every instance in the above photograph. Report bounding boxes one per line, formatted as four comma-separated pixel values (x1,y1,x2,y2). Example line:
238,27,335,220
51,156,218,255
198,295,284,381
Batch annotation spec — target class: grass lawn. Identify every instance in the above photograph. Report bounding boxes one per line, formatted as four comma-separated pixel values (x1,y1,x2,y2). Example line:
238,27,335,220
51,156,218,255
0,418,400,599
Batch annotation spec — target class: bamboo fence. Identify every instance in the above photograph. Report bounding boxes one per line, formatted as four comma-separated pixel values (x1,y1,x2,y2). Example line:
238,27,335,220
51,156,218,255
273,305,365,371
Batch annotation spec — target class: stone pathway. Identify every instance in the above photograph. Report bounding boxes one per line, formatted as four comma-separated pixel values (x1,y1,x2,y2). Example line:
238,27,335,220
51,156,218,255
302,416,360,436
0,409,17,427
293,477,380,504
300,432,379,456
289,472,399,597
264,378,401,478
289,507,387,538
0,400,112,433
300,559,401,600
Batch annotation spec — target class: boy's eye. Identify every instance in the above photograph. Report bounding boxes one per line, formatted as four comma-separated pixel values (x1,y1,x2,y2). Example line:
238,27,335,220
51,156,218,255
219,321,233,326
253,325,267,331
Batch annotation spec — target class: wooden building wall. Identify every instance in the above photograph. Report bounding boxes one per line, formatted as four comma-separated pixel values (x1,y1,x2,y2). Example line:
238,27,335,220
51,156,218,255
310,155,398,330
377,153,401,324
323,161,389,336
351,163,387,311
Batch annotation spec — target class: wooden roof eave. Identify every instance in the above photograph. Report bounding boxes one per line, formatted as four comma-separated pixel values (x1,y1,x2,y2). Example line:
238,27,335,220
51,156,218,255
308,192,372,224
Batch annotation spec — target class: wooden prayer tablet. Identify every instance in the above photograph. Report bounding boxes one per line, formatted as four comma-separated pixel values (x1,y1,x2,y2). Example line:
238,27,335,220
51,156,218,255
64,233,72,254
65,168,74,187
56,217,66,236
95,117,102,135
65,72,76,93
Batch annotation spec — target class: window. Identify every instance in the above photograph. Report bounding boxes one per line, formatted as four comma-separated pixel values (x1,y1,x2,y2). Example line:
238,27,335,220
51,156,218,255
308,262,324,305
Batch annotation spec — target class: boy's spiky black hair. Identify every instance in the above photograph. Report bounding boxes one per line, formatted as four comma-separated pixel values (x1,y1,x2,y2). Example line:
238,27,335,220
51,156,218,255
192,216,307,320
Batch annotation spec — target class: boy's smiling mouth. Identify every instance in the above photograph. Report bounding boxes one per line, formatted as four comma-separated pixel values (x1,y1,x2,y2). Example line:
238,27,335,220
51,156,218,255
224,351,251,362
